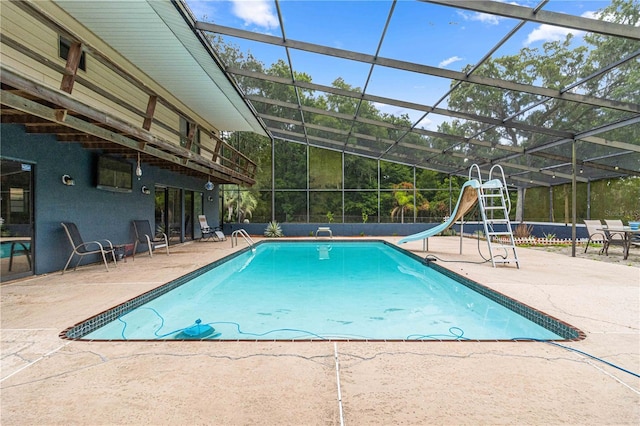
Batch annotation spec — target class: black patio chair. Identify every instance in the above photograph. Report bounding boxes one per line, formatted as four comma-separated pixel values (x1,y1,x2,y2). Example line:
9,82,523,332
61,222,117,274
132,220,169,259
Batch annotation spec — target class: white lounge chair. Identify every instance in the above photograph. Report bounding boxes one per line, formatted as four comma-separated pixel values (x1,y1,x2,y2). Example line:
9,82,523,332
583,220,606,254
199,215,226,241
602,219,626,256
198,215,214,241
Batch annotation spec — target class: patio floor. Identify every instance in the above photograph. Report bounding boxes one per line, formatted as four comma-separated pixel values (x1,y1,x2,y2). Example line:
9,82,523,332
1,236,638,425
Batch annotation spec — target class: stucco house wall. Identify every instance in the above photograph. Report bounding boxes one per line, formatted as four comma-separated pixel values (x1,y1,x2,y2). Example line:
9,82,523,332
1,123,220,275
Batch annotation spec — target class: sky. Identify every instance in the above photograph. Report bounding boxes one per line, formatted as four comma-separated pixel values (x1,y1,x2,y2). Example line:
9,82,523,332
184,0,613,130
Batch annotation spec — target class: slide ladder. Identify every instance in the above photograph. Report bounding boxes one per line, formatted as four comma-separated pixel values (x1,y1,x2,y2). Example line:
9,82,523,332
473,165,520,268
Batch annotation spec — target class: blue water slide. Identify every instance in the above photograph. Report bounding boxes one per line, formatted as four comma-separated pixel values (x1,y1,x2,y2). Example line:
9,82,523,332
398,179,481,244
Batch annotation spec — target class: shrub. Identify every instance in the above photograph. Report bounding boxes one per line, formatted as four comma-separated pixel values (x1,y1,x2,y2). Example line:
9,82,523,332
264,221,284,238
326,211,334,223
514,223,534,238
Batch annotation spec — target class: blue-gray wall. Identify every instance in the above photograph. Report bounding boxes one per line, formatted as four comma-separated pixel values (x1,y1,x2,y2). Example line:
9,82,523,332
1,124,220,274
225,222,588,240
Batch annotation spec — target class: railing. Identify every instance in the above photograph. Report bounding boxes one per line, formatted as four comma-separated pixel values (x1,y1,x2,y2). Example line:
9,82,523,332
231,229,255,248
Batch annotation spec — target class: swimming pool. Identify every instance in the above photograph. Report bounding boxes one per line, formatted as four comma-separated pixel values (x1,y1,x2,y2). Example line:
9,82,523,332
62,241,582,341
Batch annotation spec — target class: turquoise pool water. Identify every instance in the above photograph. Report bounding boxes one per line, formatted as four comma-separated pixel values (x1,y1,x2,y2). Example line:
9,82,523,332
72,241,578,341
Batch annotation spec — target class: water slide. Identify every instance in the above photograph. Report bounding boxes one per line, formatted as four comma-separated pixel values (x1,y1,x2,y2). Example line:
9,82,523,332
397,179,480,245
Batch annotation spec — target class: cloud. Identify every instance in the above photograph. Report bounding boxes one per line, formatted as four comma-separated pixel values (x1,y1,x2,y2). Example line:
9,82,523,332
439,56,463,68
416,115,434,130
231,0,279,29
581,11,599,20
470,12,502,26
463,0,532,26
457,10,502,26
524,10,598,45
524,24,580,45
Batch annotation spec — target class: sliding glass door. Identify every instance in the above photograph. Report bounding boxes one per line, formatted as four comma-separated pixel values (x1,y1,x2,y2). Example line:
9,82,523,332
154,187,203,243
185,191,194,240
1,158,34,281
167,187,181,243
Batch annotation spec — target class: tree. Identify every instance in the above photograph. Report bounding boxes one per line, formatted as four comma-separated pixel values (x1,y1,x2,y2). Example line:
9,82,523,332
445,0,639,156
223,187,258,223
390,182,430,223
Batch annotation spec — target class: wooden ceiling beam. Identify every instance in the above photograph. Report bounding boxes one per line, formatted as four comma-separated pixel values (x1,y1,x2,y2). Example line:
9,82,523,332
1,68,255,185
1,87,253,185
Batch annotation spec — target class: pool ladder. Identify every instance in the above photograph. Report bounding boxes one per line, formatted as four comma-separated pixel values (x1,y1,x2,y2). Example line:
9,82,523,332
231,229,255,248
469,164,520,269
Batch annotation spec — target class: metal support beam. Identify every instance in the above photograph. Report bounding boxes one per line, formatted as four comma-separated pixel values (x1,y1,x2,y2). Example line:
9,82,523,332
421,0,640,40
571,140,577,257
197,22,639,114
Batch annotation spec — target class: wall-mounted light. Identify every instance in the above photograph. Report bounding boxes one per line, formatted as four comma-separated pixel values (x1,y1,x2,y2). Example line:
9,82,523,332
135,152,143,180
141,185,150,195
205,177,214,191
61,174,75,186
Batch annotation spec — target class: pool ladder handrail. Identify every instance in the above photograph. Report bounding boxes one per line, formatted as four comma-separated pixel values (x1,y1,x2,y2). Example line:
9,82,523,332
488,164,511,215
468,163,483,185
231,228,255,248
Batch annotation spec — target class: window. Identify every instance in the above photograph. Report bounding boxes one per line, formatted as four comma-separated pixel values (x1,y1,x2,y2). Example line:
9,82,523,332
59,37,86,71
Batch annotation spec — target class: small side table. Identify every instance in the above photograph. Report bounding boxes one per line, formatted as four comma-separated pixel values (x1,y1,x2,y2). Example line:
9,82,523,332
114,243,133,263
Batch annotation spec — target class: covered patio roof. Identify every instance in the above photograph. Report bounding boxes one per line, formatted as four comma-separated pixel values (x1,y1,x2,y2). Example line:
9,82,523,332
188,0,640,188
1,0,267,185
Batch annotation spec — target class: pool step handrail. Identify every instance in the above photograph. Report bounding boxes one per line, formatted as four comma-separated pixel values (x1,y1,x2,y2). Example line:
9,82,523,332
231,228,255,248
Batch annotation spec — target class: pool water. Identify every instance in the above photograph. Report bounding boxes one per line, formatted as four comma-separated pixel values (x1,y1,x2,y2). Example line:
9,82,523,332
75,241,577,341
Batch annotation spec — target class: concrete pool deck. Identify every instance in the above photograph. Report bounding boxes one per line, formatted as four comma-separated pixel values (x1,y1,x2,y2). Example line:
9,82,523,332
1,236,638,425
